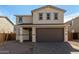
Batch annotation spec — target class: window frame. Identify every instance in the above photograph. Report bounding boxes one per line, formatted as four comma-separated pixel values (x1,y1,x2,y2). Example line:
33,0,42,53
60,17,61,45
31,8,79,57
54,13,58,20
19,16,23,23
46,13,50,20
39,13,43,20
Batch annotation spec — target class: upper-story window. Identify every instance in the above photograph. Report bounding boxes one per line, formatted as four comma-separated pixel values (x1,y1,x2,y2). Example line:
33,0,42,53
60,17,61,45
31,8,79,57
19,17,23,23
39,13,43,20
47,13,50,20
54,13,58,20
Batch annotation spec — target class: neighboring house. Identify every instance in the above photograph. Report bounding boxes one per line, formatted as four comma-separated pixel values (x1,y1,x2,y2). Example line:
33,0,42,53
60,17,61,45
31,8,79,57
15,5,68,43
0,16,14,33
66,16,79,39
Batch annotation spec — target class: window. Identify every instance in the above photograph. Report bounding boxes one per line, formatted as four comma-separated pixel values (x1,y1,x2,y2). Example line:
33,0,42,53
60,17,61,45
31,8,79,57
39,13,43,20
54,13,58,20
47,13,50,20
73,33,78,39
19,17,23,23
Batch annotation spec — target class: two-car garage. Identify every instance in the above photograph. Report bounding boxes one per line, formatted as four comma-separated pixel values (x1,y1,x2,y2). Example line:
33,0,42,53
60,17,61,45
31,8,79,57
36,28,64,42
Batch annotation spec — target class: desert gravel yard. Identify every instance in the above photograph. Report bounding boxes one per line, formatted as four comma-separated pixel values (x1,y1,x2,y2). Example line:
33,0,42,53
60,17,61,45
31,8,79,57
0,41,79,54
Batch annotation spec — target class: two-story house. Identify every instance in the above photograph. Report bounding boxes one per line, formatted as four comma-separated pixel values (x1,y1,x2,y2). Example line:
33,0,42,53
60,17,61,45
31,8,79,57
15,5,68,43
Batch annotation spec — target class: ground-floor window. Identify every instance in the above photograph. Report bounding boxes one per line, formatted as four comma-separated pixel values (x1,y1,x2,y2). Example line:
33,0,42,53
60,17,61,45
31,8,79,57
72,33,78,39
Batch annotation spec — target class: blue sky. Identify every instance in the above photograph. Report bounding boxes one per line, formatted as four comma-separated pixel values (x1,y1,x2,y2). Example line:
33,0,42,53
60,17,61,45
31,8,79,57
0,5,79,24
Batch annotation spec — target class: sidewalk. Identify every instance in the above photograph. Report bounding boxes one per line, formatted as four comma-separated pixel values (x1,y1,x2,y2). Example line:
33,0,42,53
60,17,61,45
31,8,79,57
68,40,79,50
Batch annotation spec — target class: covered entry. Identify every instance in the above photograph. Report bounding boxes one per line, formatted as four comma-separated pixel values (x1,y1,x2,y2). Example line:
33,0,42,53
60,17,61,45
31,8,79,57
22,28,32,41
36,28,64,42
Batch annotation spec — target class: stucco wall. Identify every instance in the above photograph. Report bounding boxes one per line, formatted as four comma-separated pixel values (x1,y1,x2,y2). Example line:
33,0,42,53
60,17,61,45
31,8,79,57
22,16,32,24
33,7,64,24
0,17,14,33
66,17,79,33
72,17,79,32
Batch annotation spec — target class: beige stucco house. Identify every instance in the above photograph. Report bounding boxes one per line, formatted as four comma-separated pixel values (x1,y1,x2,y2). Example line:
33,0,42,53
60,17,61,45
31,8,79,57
15,5,68,43
66,16,79,39
0,16,14,33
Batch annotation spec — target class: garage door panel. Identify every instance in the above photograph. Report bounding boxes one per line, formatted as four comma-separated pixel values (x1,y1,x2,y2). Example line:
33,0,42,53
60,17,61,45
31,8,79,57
36,28,64,42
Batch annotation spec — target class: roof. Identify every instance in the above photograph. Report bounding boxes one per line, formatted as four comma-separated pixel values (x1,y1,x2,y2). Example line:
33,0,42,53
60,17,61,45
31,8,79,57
17,23,64,25
32,5,66,12
66,16,79,24
72,16,79,20
15,5,66,17
0,16,14,25
15,15,32,17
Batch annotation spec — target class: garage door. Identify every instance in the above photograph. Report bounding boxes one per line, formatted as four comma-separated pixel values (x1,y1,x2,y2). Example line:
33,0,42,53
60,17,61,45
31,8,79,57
36,28,64,42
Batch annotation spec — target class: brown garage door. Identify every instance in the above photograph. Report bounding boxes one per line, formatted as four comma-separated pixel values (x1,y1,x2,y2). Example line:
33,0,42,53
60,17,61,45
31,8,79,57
36,28,64,42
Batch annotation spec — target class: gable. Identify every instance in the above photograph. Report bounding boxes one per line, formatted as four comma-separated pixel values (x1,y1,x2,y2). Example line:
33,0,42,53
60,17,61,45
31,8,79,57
32,6,64,24
32,5,66,13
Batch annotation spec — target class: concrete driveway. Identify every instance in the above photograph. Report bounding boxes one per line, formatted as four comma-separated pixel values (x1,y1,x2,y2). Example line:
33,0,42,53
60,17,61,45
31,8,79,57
33,42,79,54
0,41,33,54
0,41,79,54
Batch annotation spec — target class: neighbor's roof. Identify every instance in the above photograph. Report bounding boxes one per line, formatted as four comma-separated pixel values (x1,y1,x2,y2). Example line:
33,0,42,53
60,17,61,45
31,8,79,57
32,5,66,12
0,16,14,25
65,16,79,24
